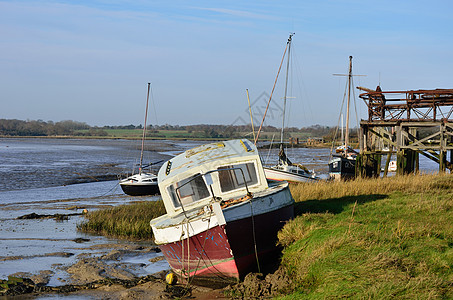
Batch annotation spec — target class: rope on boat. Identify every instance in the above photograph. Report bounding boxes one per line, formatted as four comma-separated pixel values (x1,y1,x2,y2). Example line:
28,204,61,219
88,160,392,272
185,210,212,288
178,201,235,289
94,180,120,198
249,198,261,273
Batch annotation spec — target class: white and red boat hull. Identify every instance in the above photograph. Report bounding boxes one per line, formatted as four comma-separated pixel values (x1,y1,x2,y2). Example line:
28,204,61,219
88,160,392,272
151,183,293,282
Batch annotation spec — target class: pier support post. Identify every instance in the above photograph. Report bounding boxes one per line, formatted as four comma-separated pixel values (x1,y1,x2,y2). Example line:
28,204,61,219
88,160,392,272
357,153,381,178
439,151,446,173
397,149,416,175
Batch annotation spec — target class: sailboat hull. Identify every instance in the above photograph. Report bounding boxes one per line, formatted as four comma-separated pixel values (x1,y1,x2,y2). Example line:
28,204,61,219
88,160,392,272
264,166,318,183
328,156,356,180
120,183,159,196
119,173,160,196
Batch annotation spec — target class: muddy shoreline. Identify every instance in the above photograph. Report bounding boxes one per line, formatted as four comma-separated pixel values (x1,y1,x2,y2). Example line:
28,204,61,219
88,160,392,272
0,138,320,298
2,247,229,299
2,242,290,299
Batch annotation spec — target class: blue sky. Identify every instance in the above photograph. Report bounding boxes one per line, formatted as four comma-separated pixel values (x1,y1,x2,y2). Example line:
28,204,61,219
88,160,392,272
1,0,452,127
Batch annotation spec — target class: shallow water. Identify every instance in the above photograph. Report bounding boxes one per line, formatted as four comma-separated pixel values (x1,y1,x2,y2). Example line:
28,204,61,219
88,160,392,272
0,138,181,284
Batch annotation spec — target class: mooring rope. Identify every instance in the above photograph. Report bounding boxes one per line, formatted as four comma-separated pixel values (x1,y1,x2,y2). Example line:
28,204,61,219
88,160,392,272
249,198,261,273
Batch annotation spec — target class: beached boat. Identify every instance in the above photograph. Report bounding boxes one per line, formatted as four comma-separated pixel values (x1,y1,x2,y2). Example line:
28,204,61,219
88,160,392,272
262,34,319,183
119,172,159,196
150,139,294,284
120,83,159,196
328,56,358,180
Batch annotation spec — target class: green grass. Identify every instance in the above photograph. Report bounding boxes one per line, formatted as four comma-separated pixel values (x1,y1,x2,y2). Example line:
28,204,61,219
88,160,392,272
77,200,166,240
76,174,453,298
277,174,453,299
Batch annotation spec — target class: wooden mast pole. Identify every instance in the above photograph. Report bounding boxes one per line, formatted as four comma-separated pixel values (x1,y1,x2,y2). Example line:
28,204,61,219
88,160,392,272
345,56,352,152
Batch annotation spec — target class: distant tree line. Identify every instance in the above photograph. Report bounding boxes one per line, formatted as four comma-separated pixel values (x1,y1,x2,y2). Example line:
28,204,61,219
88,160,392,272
0,119,88,136
0,118,338,140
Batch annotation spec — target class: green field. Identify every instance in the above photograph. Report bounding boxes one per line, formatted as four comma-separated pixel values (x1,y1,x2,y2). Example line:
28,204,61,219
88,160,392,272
75,128,315,141
278,175,453,299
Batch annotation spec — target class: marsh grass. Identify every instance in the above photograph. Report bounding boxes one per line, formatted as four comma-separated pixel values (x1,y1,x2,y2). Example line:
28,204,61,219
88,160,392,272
278,174,453,299
77,200,165,240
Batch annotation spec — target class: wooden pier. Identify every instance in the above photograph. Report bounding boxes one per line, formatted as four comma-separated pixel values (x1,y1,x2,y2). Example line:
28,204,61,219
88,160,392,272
357,88,453,177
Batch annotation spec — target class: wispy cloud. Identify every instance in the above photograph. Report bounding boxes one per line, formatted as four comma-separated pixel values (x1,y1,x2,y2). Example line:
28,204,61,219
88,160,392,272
192,7,278,21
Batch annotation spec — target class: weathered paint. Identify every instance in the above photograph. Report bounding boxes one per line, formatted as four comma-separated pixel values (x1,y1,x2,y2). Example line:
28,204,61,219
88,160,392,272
157,197,294,281
150,139,295,282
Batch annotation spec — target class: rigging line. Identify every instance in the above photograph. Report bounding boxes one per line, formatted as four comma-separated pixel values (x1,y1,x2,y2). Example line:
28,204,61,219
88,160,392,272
351,77,360,140
246,89,256,142
329,79,348,160
291,42,309,123
265,134,276,165
94,181,120,198
139,83,151,175
254,38,289,145
187,221,190,282
285,46,294,136
150,86,158,126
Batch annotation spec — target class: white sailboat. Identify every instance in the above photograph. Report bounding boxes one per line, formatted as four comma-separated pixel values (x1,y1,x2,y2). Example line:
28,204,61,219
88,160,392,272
120,83,160,196
328,56,358,180
263,34,319,183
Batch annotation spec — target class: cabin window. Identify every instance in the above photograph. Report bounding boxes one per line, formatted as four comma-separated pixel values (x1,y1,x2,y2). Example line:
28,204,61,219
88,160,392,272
217,162,258,193
167,173,210,208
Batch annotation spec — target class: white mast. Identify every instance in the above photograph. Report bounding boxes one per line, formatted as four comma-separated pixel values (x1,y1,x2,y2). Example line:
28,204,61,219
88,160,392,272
139,83,151,175
280,33,294,145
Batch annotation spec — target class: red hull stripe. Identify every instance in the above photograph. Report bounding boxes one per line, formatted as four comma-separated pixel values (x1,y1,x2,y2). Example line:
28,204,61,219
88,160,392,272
158,204,293,280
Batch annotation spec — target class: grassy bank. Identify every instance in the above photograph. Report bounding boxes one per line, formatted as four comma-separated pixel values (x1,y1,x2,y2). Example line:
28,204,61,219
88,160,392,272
77,200,165,240
77,175,453,298
278,174,453,299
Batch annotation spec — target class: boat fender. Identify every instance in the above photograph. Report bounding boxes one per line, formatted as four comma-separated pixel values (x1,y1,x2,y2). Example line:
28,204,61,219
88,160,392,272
165,272,177,285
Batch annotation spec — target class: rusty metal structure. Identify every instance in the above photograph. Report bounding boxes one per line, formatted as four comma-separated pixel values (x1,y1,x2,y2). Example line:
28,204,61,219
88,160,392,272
360,88,453,122
357,87,453,176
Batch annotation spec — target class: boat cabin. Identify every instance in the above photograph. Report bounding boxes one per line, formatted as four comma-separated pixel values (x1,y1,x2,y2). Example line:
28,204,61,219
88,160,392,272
157,139,268,217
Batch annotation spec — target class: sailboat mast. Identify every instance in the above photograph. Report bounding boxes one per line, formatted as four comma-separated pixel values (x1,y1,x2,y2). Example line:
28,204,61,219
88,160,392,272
139,83,151,175
280,33,293,145
345,56,352,151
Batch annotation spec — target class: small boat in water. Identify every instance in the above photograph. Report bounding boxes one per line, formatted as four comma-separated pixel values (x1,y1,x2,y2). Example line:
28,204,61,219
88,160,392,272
150,139,294,284
264,144,319,183
119,172,159,196
120,83,159,196
388,160,397,172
